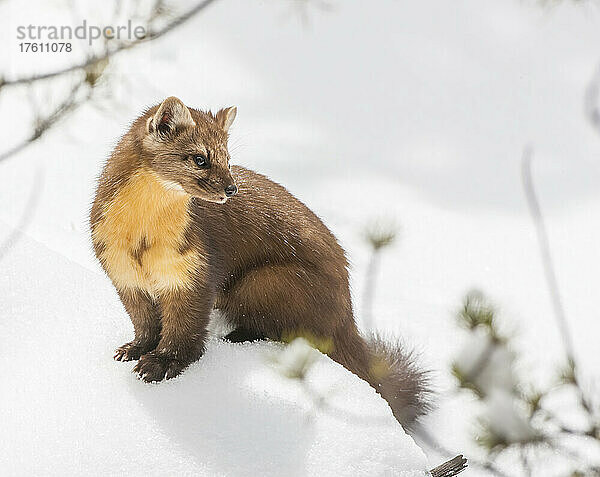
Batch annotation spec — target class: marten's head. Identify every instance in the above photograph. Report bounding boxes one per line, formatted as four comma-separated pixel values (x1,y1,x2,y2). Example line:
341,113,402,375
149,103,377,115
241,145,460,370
140,96,237,204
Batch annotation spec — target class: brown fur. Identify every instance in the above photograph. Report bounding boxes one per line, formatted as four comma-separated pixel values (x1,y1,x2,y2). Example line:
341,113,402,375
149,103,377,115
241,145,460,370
90,97,431,428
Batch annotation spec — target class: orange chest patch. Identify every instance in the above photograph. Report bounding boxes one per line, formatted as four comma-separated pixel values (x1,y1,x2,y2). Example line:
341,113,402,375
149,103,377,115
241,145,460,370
92,169,201,295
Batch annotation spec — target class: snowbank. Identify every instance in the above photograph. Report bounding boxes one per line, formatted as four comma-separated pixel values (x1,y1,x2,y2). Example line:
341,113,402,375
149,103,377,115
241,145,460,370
0,231,428,476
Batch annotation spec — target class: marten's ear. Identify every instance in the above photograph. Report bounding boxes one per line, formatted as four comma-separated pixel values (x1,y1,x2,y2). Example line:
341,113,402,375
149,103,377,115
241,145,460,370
147,96,195,137
215,106,237,133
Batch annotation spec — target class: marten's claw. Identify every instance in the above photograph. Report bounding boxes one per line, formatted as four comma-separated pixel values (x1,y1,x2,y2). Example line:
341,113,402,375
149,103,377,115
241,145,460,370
133,352,186,383
114,341,147,362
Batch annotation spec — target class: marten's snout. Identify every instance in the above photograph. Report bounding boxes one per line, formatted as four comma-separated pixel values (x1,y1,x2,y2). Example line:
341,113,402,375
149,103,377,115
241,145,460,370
224,184,238,197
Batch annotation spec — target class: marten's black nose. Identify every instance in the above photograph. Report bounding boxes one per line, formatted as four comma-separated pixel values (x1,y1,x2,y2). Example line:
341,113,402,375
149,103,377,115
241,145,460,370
225,184,238,197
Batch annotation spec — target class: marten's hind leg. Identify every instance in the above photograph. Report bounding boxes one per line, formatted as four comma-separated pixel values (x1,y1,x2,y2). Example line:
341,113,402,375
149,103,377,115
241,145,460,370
223,327,267,343
216,263,345,341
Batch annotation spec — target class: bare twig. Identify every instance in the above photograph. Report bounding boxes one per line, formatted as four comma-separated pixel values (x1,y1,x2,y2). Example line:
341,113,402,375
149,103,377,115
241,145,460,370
0,80,90,163
0,0,219,163
0,0,219,87
585,63,600,136
521,147,575,358
429,455,468,477
361,250,380,330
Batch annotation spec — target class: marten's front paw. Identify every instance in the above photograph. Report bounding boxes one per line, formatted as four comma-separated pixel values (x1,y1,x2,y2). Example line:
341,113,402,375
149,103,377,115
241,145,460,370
133,352,186,383
114,341,153,362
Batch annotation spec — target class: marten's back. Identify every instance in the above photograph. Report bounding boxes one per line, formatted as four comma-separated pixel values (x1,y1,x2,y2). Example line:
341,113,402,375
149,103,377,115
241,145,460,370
190,165,350,290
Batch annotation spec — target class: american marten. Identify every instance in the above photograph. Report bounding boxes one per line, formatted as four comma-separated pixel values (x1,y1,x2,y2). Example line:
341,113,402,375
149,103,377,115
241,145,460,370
90,97,430,428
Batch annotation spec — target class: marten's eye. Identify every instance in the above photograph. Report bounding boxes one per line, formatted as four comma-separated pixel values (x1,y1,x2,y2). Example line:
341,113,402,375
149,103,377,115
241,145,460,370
192,154,209,169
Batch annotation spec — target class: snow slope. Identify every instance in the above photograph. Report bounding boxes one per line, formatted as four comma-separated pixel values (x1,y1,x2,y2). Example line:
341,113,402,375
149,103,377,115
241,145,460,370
0,231,429,476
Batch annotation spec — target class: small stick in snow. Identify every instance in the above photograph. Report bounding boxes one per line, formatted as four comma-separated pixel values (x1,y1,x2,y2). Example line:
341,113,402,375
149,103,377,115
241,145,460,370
429,455,468,477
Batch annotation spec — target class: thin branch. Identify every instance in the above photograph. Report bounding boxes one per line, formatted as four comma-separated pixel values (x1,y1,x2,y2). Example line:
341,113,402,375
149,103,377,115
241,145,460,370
0,0,219,163
361,250,380,330
0,0,219,87
521,147,575,358
585,62,600,136
361,222,396,330
429,455,468,477
0,80,90,163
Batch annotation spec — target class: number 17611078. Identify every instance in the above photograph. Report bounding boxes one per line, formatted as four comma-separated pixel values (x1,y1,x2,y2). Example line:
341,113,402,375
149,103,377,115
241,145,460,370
19,42,72,52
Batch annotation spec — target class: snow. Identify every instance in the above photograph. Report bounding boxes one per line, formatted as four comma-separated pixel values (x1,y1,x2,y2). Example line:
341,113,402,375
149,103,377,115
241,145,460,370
2,0,600,475
0,232,429,476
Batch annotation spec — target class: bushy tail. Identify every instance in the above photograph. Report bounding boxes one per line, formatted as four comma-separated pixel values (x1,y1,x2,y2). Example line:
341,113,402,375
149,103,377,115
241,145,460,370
365,334,432,429
330,328,432,430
